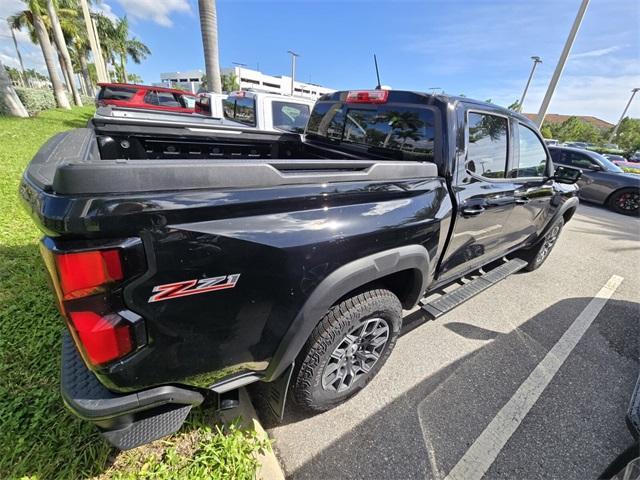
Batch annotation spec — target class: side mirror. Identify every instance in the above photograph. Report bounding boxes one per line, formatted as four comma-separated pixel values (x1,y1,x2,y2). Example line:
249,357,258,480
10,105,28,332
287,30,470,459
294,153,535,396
551,165,582,184
588,164,602,171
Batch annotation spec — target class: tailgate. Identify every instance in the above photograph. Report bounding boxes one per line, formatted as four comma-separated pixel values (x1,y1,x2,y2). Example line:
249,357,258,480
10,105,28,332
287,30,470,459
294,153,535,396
24,128,98,192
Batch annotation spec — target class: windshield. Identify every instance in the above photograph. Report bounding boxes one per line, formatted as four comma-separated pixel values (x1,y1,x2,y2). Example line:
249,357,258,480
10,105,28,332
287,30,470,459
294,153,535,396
590,151,624,173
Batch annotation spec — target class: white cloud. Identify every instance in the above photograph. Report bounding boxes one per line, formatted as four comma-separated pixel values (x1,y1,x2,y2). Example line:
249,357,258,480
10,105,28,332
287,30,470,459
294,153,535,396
0,1,47,74
572,46,624,59
115,0,191,27
93,2,119,24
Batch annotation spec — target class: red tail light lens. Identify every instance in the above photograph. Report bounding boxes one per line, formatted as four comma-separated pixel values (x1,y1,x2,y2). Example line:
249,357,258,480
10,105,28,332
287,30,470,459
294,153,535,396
69,311,133,365
40,240,145,367
345,90,389,104
56,249,123,300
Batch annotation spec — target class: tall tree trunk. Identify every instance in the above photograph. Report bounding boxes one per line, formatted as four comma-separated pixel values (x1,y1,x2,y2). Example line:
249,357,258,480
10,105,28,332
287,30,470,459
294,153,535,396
57,48,71,93
32,11,69,109
119,54,128,83
198,0,222,93
0,59,29,117
47,0,82,106
79,54,94,97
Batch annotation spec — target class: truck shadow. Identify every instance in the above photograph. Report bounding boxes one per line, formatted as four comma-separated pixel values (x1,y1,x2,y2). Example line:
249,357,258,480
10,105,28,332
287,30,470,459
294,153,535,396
264,297,639,480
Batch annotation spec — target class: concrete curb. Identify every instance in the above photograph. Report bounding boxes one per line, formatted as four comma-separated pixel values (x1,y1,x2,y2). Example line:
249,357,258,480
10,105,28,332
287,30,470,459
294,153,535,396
220,388,285,480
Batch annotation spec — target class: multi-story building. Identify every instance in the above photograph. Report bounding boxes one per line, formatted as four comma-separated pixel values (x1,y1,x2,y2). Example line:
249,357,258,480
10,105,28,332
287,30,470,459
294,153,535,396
159,67,334,99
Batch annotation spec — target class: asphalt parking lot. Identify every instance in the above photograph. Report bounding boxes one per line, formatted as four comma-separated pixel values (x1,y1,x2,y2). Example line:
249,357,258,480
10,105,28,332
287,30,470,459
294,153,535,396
263,203,640,480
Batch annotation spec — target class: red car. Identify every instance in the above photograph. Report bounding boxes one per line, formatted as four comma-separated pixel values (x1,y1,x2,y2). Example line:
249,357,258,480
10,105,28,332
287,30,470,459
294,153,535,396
96,83,197,114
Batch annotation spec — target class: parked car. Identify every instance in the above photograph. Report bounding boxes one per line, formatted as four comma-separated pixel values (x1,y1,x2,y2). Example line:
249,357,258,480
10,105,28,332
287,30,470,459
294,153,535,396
196,90,314,133
549,146,640,215
21,89,580,450
544,139,559,146
565,141,589,149
96,83,197,114
631,151,640,162
603,153,628,165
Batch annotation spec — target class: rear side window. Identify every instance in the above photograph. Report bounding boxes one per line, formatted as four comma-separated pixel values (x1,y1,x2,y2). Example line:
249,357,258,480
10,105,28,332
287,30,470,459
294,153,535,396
307,103,436,161
466,112,508,179
98,85,137,101
272,101,310,133
513,124,547,177
223,97,256,126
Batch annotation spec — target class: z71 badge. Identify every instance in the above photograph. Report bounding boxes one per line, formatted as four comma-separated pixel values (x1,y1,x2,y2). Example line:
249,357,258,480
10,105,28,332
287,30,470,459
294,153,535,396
148,274,240,303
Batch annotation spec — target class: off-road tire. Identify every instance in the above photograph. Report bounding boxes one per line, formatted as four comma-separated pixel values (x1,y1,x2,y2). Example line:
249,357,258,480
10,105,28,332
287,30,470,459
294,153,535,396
290,289,402,413
518,217,564,272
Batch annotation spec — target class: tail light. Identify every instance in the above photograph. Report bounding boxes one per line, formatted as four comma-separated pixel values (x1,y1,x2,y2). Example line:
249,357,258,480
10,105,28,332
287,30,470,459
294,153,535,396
40,240,146,368
345,90,389,104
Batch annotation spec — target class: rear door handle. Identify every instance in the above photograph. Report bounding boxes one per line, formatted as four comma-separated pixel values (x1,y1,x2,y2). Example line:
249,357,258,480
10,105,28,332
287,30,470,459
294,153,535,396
462,205,486,216
515,196,530,205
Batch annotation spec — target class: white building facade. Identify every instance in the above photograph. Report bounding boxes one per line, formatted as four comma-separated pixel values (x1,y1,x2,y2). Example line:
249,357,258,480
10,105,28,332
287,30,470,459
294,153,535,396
221,66,335,100
159,70,205,93
159,67,334,99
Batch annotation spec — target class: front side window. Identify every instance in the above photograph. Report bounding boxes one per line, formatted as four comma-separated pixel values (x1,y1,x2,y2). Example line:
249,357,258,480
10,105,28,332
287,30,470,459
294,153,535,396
563,151,598,170
272,101,310,133
514,124,547,177
157,92,182,107
467,112,508,179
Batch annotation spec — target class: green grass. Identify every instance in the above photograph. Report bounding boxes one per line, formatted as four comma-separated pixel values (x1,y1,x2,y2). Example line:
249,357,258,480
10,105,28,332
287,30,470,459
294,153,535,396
622,166,640,175
0,108,268,479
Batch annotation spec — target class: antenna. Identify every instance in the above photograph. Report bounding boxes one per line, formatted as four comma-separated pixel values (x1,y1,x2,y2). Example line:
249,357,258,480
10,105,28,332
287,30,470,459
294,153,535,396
373,54,381,89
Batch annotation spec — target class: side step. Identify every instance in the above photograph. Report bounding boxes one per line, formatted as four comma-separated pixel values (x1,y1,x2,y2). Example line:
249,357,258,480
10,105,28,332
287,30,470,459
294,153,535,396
420,258,528,319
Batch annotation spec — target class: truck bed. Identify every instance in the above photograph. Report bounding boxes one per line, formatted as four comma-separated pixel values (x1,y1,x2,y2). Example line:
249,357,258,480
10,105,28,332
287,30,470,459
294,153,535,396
23,112,438,195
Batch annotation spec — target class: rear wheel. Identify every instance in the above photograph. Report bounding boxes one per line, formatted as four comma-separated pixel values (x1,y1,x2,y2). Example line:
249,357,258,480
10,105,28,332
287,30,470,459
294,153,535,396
517,217,564,272
607,188,640,216
290,289,402,413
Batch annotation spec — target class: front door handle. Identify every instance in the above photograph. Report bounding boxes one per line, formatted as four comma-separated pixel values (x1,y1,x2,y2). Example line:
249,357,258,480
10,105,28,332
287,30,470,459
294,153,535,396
462,205,486,216
515,196,530,205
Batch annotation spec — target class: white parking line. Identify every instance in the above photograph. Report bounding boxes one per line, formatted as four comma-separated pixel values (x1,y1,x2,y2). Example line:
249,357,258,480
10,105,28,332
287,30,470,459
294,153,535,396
444,274,624,480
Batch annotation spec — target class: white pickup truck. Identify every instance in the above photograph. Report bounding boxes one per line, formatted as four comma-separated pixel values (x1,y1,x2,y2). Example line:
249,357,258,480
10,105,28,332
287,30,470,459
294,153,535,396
195,90,315,133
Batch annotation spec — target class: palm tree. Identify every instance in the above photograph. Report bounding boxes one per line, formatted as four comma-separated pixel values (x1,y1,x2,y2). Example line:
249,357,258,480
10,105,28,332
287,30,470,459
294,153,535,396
198,0,222,93
8,2,70,109
0,60,29,117
46,0,82,105
111,17,150,83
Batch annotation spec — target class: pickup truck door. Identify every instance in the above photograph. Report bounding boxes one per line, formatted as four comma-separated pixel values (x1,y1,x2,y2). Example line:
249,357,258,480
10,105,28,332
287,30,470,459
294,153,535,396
438,109,519,282
503,122,555,247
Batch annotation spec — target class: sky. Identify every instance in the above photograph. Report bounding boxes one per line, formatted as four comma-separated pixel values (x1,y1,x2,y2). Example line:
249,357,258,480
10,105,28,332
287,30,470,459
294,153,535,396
0,0,638,123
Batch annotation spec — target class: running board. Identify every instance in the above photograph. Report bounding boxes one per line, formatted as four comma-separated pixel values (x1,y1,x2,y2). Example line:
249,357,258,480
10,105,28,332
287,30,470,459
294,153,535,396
420,258,528,319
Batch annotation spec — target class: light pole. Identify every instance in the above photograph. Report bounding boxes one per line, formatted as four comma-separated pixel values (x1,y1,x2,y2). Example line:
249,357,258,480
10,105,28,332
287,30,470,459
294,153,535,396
519,56,542,112
287,50,299,96
609,88,640,143
232,62,246,91
535,0,590,126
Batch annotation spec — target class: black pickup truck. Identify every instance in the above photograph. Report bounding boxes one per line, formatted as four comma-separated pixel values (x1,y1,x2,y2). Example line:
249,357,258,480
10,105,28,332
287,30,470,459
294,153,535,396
21,90,580,450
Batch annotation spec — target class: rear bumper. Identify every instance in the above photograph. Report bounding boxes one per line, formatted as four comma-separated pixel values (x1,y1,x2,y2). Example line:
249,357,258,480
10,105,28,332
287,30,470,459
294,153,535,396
60,333,204,450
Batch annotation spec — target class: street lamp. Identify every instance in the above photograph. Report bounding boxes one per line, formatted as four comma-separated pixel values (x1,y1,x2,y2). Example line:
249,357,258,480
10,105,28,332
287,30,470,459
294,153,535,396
232,62,246,91
287,50,299,96
519,56,542,112
535,0,590,126
609,88,640,143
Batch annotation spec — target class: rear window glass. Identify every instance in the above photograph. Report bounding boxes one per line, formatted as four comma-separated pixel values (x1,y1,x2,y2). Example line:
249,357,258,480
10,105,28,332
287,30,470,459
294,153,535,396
272,101,310,133
307,103,436,161
223,97,256,126
98,85,137,101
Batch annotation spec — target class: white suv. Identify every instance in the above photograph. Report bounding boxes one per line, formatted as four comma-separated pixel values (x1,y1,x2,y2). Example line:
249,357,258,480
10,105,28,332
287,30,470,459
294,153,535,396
195,91,315,133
